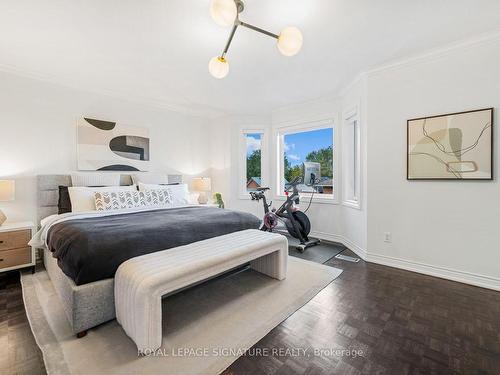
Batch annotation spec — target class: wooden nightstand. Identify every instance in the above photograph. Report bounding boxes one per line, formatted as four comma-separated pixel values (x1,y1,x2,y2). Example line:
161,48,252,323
0,221,36,274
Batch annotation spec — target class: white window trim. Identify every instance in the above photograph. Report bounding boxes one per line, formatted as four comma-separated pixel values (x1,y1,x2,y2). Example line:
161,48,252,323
342,106,362,210
273,118,339,205
239,129,267,200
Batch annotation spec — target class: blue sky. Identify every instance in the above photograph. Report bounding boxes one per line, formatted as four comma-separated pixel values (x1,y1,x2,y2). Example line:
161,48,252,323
246,133,262,156
285,128,333,166
245,129,334,167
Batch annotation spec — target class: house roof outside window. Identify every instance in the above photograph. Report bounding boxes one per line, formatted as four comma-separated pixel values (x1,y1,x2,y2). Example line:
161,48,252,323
246,177,262,187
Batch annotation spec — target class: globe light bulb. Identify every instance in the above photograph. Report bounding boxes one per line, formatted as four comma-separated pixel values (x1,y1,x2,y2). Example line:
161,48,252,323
209,0,237,27
277,26,303,56
208,56,229,79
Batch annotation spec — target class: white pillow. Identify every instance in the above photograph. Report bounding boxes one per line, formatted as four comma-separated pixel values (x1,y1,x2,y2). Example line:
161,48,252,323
94,189,173,211
131,173,168,185
68,185,137,212
71,173,120,187
138,182,190,206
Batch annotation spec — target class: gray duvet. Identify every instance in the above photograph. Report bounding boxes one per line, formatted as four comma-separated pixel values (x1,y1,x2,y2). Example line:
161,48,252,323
47,206,261,285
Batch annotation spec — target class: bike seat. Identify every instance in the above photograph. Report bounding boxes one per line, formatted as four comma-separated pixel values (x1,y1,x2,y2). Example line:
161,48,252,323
257,187,270,191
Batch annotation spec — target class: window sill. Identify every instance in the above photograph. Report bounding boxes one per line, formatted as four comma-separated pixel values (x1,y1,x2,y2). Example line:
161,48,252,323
274,195,339,205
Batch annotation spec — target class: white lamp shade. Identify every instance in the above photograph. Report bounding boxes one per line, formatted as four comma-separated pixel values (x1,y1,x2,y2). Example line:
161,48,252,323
192,177,212,192
209,0,237,27
277,26,303,56
0,180,15,201
208,56,229,79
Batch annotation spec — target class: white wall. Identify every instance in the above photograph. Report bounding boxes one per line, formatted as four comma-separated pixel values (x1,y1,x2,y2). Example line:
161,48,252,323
209,117,232,205
366,38,500,288
0,72,213,223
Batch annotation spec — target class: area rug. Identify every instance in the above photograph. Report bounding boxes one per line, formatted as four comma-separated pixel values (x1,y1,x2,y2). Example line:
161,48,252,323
21,257,342,375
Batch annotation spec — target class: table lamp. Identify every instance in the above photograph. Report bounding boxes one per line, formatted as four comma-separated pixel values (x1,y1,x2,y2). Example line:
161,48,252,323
192,177,211,204
0,180,15,225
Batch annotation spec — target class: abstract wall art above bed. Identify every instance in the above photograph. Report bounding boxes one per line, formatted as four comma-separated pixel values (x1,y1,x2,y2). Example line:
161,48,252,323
407,108,493,180
77,117,150,171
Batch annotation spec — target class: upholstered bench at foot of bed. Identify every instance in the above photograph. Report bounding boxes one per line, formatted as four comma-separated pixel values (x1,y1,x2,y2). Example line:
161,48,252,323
114,229,288,352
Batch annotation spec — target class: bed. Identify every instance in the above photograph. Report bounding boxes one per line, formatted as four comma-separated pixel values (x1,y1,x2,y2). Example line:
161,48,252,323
33,174,261,335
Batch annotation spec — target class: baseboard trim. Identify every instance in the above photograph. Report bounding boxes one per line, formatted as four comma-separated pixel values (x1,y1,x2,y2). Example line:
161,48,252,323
309,231,367,260
309,231,500,291
367,252,500,292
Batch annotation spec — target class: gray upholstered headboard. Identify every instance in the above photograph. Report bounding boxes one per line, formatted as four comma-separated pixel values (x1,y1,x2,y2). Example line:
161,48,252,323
36,174,183,225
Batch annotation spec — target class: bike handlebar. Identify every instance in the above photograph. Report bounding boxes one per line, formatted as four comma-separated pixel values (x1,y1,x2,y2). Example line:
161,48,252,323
250,175,320,199
249,191,265,201
289,176,303,186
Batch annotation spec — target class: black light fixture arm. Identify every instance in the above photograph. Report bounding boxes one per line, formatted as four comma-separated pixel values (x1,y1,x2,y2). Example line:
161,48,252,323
221,23,239,58
238,21,279,39
210,0,302,78
220,19,279,58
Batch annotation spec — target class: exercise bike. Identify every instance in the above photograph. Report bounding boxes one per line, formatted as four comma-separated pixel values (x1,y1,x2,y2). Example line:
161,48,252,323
250,176,321,253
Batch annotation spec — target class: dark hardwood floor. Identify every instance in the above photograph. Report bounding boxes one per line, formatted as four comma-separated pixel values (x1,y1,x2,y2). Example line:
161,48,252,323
2,247,500,374
0,268,45,375
224,249,500,374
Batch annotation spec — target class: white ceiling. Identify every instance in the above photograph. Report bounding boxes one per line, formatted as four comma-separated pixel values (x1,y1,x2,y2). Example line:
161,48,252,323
1,0,500,116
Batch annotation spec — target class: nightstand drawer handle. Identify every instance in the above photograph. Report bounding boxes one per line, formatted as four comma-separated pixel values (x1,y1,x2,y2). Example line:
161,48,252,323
0,240,3,244
0,259,3,262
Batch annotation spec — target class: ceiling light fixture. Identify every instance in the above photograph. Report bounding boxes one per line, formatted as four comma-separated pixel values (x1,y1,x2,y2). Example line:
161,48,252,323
208,0,303,79
209,0,237,27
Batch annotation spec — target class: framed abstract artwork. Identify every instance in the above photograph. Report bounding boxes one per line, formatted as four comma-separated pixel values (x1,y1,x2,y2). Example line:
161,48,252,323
77,117,150,171
407,108,493,180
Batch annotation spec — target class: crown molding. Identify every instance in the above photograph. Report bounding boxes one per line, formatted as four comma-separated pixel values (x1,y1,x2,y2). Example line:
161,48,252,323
271,30,500,113
339,29,500,96
2,29,500,118
367,29,500,77
338,72,368,99
271,93,341,123
271,29,500,111
0,63,227,119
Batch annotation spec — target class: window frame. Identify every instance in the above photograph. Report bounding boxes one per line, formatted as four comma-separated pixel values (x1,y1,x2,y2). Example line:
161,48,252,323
342,107,362,209
274,119,338,204
239,129,267,200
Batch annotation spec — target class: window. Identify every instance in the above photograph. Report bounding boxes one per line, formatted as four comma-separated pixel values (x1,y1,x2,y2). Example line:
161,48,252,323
279,125,334,197
245,132,263,192
240,129,267,199
343,111,361,207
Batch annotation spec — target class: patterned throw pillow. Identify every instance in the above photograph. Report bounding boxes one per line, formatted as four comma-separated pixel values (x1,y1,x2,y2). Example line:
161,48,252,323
94,189,173,211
